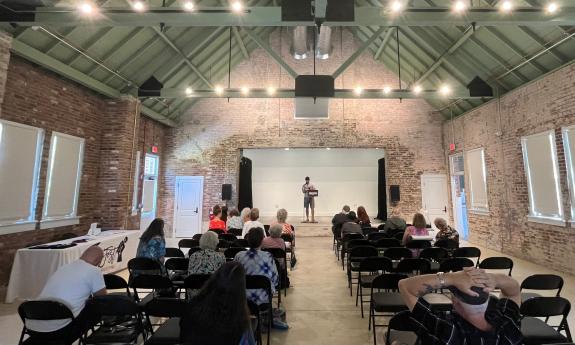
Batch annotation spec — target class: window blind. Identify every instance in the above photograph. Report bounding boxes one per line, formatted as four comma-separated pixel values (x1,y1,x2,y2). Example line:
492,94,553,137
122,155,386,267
465,148,489,212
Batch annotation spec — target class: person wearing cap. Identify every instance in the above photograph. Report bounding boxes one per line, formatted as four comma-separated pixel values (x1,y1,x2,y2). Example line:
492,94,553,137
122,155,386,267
301,176,316,223
398,267,522,345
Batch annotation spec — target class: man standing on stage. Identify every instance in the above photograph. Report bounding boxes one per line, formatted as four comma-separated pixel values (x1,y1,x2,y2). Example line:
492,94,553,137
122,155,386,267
302,176,316,223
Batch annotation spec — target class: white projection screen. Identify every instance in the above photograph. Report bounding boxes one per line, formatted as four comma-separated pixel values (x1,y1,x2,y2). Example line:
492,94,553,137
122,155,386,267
242,148,385,217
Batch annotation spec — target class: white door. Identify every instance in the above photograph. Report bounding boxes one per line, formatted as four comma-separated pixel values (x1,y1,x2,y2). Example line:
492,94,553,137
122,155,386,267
421,174,449,230
140,154,159,231
174,176,204,238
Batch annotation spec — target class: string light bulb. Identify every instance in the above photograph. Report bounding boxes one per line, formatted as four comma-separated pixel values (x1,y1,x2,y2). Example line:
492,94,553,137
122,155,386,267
382,86,391,94
390,0,404,13
413,85,422,94
231,1,243,13
183,1,195,11
267,86,276,96
185,87,193,96
546,2,559,14
241,86,250,95
440,84,451,96
354,86,363,95
452,0,467,13
132,1,146,12
78,2,94,15
214,85,224,95
500,0,513,12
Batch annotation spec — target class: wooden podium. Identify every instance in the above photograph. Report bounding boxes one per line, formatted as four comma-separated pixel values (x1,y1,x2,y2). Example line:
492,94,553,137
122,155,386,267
308,190,319,197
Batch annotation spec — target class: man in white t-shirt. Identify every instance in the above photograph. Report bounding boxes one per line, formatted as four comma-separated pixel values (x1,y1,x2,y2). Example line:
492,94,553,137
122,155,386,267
242,208,266,238
26,246,107,336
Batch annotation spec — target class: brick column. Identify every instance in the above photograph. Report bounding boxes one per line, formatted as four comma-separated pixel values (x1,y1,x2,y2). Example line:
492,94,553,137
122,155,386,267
0,31,13,116
96,96,141,229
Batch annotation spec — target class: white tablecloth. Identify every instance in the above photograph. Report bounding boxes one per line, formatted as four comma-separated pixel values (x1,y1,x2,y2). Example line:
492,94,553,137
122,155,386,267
5,230,141,303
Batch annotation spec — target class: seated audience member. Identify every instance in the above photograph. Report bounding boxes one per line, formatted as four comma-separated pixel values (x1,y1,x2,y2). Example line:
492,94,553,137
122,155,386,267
434,217,460,243
137,218,167,270
234,228,278,306
227,208,243,231
332,205,351,238
357,206,371,227
398,267,521,345
273,208,293,236
262,224,286,251
241,207,251,224
242,208,265,237
402,213,429,244
383,209,407,235
26,246,106,335
209,205,226,232
188,232,226,275
341,211,362,237
180,262,256,345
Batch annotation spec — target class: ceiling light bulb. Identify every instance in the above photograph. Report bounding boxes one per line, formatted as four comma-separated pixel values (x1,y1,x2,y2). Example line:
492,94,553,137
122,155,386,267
326,147,331,150
413,85,422,94
241,86,250,95
284,147,290,151
132,1,146,12
382,86,391,94
354,86,363,95
183,1,195,11
78,2,94,14
440,84,451,95
390,0,404,13
231,1,243,13
215,86,224,95
500,0,513,12
185,87,193,95
452,0,467,13
546,2,559,14
267,86,276,96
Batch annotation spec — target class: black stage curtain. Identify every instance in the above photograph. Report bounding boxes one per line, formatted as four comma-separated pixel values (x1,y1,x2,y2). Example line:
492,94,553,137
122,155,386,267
376,158,388,221
238,157,253,210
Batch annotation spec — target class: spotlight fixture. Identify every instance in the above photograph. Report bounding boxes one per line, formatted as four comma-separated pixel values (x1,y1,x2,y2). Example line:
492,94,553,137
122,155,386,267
267,86,276,96
452,0,467,13
500,0,513,12
231,1,243,13
412,85,422,94
183,1,195,11
440,84,451,96
382,86,391,94
78,2,94,15
132,1,146,12
354,86,363,95
284,147,290,151
390,0,404,13
546,2,559,14
185,87,193,96
241,86,250,95
214,85,224,95
326,147,331,150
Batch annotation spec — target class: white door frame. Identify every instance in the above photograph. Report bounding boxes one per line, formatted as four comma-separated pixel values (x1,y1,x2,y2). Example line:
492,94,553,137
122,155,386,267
420,173,450,229
173,176,204,238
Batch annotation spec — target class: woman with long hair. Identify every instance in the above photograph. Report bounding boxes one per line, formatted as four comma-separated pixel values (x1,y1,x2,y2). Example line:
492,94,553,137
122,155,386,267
356,206,370,227
180,262,255,345
136,218,166,263
402,213,430,256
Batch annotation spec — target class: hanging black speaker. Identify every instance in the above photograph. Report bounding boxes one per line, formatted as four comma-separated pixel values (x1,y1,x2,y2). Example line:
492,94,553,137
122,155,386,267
222,184,232,201
390,185,400,203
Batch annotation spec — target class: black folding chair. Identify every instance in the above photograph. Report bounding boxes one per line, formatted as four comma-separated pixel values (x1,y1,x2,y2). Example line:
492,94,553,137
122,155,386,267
228,228,243,237
143,298,186,345
434,238,459,251
18,301,85,345
521,297,572,345
281,233,296,270
233,239,249,248
369,274,409,345
395,258,431,275
129,274,174,303
127,257,164,284
164,257,189,286
183,274,212,293
338,233,364,264
224,247,247,261
385,310,419,345
355,257,393,318
85,295,145,345
187,247,202,257
209,229,225,235
521,274,564,302
192,234,202,240
165,247,185,258
374,238,401,250
419,247,449,273
178,239,199,250
383,247,413,261
219,233,237,242
367,232,389,243
439,257,475,272
405,240,431,250
393,232,404,242
343,239,371,270
347,246,379,296
262,247,289,300
217,239,232,249
104,273,131,297
246,275,273,345
453,247,481,266
478,257,514,276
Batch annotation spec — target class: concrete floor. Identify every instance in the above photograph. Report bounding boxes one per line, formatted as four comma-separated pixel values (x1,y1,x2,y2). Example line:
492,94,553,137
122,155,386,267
1,233,573,345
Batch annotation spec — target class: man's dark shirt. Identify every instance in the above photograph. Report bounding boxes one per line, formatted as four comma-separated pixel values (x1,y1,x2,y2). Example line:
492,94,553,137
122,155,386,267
409,297,522,345
332,213,348,237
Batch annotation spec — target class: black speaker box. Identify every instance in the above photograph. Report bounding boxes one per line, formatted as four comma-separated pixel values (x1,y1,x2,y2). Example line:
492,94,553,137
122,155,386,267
326,0,355,21
390,185,400,203
138,76,163,97
222,184,232,201
295,75,335,98
282,0,313,21
467,76,493,97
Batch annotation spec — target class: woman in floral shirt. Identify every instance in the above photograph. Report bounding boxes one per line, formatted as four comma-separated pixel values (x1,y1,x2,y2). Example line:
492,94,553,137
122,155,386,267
188,231,226,275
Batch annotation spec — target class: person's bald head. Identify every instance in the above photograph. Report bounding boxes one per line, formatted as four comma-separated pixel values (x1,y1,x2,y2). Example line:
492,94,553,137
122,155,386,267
81,246,104,266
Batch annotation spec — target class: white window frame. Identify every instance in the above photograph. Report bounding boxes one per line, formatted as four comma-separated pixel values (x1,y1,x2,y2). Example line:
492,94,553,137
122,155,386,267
464,148,489,214
40,132,85,229
141,153,159,216
562,125,575,225
521,130,565,226
131,150,141,216
0,120,44,234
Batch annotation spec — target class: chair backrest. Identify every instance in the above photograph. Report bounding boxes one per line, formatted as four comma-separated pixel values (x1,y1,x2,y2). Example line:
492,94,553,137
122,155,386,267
224,247,247,260
165,247,185,258
453,247,481,259
375,238,401,248
165,257,189,271
520,274,564,295
184,274,212,290
209,229,225,235
188,247,202,256
219,233,237,242
367,232,389,242
128,257,162,272
217,239,231,249
281,233,293,243
347,239,371,250
245,275,273,304
92,295,141,316
130,274,173,289
233,239,249,248
262,247,287,259
393,232,405,241
396,258,431,275
439,257,475,272
362,227,377,236
342,233,364,242
405,240,431,249
520,296,571,318
178,239,199,249
104,273,129,291
478,257,513,275
18,300,73,322
371,274,408,290
228,228,243,236
145,297,187,318
349,245,379,259
192,234,203,240
358,257,393,273
419,247,449,262
434,239,459,250
383,247,413,260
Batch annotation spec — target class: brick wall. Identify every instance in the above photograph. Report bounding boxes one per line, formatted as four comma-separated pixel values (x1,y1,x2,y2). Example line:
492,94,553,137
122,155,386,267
159,29,447,234
442,63,575,275
0,55,167,290
0,31,12,116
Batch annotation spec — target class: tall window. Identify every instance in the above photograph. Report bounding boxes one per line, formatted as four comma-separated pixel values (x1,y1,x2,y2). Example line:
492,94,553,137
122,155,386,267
41,132,85,229
562,125,575,223
142,154,159,215
465,148,489,213
521,130,564,226
0,120,43,234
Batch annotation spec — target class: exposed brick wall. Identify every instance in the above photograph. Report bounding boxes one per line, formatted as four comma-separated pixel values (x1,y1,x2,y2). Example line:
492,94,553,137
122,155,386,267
0,31,12,116
0,55,166,290
442,63,575,275
159,29,447,234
